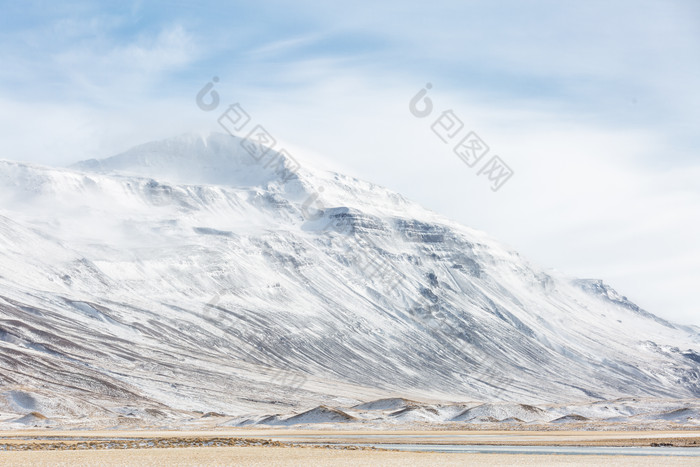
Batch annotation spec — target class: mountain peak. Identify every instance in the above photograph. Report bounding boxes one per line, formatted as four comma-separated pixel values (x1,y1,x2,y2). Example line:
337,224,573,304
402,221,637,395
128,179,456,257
71,132,301,188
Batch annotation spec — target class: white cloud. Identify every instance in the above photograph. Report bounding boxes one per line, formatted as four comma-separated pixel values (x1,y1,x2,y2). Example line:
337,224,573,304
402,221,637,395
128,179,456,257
51,24,196,94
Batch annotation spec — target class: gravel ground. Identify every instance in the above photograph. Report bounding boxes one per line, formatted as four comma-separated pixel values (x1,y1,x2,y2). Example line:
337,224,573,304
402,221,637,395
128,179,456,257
1,446,699,467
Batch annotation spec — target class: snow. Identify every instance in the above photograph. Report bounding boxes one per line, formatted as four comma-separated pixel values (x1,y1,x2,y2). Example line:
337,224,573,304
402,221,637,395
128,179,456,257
452,403,549,423
0,131,698,428
223,397,700,429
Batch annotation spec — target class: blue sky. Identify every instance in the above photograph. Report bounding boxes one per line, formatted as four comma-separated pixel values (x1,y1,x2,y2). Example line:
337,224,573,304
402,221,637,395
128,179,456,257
1,0,699,324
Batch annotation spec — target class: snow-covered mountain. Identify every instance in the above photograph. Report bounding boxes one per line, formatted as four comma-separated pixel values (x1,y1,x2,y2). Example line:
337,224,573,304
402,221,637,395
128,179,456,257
0,132,698,426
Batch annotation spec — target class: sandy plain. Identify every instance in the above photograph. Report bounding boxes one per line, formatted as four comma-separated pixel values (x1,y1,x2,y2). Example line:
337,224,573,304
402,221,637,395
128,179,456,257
1,429,699,466
0,446,699,467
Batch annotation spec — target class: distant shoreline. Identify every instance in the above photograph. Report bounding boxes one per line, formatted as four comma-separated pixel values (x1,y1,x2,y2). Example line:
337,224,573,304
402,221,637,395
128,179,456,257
2,429,700,450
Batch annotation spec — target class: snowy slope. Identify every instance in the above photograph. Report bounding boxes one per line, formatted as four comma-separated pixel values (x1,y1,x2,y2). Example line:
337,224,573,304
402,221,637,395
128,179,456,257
249,397,700,428
0,132,698,425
